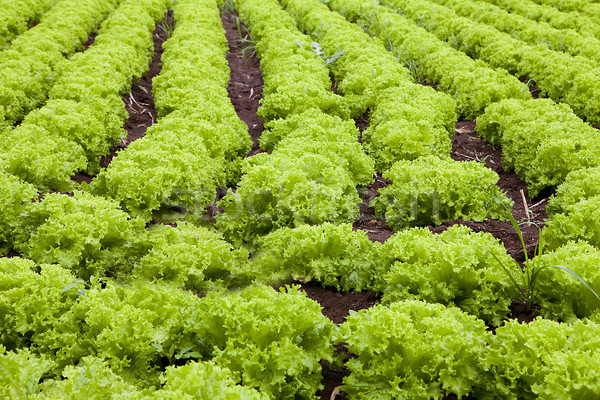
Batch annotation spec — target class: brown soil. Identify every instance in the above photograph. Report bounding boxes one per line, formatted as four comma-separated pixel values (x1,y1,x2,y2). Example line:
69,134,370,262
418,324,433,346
221,11,265,156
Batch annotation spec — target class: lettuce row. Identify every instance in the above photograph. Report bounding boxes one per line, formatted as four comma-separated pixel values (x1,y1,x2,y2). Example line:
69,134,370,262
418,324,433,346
0,0,59,50
479,0,600,37
216,113,372,228
0,348,266,399
234,0,351,120
91,0,252,220
0,0,169,191
0,258,80,351
215,0,374,244
279,0,457,172
485,318,600,398
4,186,249,291
2,271,333,397
0,345,56,399
249,223,384,292
528,0,600,20
372,156,512,230
476,99,600,197
380,0,600,125
0,0,120,127
327,0,531,120
340,303,600,399
216,136,363,244
0,172,37,255
339,301,493,399
430,0,600,67
181,284,336,399
378,225,515,326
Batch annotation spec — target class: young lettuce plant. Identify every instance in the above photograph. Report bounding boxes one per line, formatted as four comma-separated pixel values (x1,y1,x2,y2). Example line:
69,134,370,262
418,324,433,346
490,200,600,313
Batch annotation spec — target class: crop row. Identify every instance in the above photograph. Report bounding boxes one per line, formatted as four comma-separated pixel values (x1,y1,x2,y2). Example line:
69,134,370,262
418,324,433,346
480,0,600,36
89,0,251,221
0,0,166,192
2,0,600,397
430,0,600,66
0,0,120,127
329,0,530,120
0,0,58,49
380,0,600,125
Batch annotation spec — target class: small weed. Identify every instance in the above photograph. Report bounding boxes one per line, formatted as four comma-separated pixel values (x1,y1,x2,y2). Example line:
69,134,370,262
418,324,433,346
490,200,600,312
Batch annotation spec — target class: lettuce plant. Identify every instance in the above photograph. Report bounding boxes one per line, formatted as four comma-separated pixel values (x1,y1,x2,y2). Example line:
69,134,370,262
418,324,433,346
133,223,252,293
372,156,512,230
547,167,600,215
0,258,79,351
250,223,383,292
0,172,37,255
542,196,600,251
182,284,336,399
485,318,600,399
340,300,492,399
14,191,147,279
379,225,515,325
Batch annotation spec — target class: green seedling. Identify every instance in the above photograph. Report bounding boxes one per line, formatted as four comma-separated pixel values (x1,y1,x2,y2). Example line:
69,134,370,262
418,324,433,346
490,199,600,312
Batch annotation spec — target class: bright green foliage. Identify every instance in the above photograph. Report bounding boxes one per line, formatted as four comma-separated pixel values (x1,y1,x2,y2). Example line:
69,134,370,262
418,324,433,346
153,0,230,117
372,156,512,230
261,108,359,151
476,99,581,146
478,0,600,37
364,86,454,171
182,284,336,399
90,126,224,222
430,0,600,66
476,99,600,196
0,124,87,192
0,0,58,49
0,258,79,351
485,318,600,399
380,0,600,125
0,0,119,125
21,100,125,174
37,356,142,399
0,346,55,399
329,0,530,120
279,0,456,173
379,225,515,325
216,152,360,245
157,109,251,164
93,0,251,218
264,111,374,186
250,223,383,292
134,223,252,293
528,241,600,322
33,280,201,387
0,172,37,254
547,167,600,215
542,196,600,251
14,191,147,279
236,0,350,121
0,0,169,190
340,301,491,399
154,361,267,400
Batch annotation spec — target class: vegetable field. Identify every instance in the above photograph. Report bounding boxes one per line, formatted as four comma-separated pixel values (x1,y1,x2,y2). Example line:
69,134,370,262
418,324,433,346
3,0,600,398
